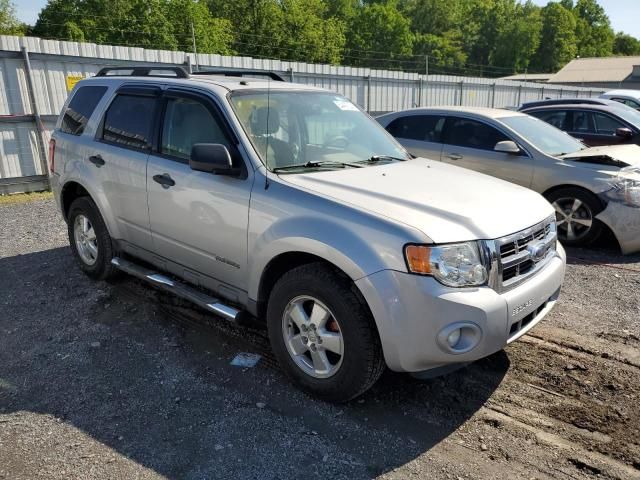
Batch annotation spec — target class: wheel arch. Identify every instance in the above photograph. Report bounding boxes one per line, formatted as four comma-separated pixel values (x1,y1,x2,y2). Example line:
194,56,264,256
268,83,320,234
255,251,366,321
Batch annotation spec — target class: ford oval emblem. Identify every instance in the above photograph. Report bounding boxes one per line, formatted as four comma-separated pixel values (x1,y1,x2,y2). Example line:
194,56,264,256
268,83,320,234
527,242,547,263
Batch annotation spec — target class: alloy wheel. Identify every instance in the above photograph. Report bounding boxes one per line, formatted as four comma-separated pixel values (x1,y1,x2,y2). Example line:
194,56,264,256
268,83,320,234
281,295,344,379
552,197,594,242
74,214,98,265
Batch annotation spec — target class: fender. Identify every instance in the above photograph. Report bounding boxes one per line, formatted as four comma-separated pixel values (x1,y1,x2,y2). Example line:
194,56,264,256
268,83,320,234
59,167,122,240
247,215,412,302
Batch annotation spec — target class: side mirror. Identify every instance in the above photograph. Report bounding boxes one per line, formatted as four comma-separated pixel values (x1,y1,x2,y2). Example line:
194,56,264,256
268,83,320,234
615,127,634,139
494,140,521,155
190,143,237,175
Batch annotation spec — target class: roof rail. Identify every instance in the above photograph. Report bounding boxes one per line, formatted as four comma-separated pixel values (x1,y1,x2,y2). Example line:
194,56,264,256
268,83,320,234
192,69,286,82
95,66,189,78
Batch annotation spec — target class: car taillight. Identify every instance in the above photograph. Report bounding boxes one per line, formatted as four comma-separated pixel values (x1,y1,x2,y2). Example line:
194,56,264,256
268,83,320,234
48,138,56,174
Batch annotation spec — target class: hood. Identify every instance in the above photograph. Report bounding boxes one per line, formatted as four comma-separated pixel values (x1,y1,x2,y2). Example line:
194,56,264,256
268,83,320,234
559,144,640,168
280,158,553,243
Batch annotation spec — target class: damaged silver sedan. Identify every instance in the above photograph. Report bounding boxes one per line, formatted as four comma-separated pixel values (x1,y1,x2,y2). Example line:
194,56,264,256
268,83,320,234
377,107,640,253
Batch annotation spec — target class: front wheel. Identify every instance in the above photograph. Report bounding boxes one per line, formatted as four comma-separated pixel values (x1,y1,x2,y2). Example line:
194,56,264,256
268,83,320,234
267,263,385,402
546,187,604,247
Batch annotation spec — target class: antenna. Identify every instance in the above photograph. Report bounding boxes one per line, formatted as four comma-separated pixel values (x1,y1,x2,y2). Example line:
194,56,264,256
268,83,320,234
264,76,271,190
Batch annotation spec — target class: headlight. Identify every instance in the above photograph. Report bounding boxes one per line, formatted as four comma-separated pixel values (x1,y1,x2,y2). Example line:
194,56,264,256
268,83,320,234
605,167,640,208
404,241,488,287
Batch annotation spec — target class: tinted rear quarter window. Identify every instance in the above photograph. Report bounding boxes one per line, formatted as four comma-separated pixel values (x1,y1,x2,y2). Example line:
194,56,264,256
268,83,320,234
386,115,443,142
60,86,108,135
101,94,156,150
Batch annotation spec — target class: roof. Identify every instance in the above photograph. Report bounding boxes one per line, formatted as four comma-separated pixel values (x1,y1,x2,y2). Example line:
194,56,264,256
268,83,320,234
521,103,620,113
79,73,326,93
549,56,640,83
601,89,640,99
501,73,553,82
392,106,526,119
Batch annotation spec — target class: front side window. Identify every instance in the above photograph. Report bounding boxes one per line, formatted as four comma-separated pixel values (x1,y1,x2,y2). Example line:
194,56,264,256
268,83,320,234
442,117,508,151
229,91,408,170
593,112,625,135
101,94,156,150
386,115,444,142
61,85,107,135
161,97,231,161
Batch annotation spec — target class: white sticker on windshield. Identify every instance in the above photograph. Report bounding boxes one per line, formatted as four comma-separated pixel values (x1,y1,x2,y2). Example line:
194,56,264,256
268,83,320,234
333,99,359,111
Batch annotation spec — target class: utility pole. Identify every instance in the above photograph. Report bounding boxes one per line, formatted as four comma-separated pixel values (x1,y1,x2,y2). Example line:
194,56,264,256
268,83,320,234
191,21,199,72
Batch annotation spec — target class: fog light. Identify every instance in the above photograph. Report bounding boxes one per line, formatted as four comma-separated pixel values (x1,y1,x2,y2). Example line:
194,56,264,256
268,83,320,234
447,329,461,348
437,322,482,354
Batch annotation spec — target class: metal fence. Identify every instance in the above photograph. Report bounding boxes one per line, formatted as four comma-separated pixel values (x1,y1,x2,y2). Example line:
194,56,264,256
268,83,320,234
0,35,605,194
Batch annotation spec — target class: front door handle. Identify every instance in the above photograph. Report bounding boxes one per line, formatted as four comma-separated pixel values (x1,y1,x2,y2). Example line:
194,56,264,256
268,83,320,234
153,173,175,188
446,153,463,160
88,155,105,167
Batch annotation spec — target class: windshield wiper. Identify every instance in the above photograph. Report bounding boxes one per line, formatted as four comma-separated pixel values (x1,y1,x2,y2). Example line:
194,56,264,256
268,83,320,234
272,160,363,172
358,154,409,164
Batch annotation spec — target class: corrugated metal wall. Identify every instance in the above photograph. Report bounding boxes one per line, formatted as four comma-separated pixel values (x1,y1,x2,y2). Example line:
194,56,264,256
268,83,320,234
0,35,605,194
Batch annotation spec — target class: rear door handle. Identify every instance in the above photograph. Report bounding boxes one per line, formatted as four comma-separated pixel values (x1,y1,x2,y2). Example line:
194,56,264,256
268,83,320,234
88,155,105,167
446,153,463,160
153,173,175,188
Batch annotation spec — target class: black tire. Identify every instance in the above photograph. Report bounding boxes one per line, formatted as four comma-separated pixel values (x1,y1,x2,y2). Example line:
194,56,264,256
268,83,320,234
545,187,604,247
67,196,119,280
266,262,385,403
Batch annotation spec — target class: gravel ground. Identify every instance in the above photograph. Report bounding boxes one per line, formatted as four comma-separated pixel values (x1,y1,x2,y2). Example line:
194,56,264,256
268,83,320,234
1,197,639,480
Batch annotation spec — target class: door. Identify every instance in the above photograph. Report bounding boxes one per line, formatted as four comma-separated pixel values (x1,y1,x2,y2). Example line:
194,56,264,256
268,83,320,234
385,114,444,160
146,90,251,289
440,116,534,188
89,86,160,249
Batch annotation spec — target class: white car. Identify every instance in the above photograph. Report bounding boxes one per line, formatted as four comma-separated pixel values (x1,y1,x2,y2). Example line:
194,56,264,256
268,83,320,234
600,90,640,110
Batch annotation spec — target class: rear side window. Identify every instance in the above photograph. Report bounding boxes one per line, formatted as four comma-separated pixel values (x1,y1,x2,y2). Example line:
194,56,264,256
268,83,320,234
101,94,156,150
386,115,444,142
442,117,508,151
528,110,567,130
60,86,107,135
612,98,640,109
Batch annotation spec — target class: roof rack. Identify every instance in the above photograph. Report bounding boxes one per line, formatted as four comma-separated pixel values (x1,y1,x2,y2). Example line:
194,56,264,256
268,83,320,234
192,69,285,82
95,66,189,78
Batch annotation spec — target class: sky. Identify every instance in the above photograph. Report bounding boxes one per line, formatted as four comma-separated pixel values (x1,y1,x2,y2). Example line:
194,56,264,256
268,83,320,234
13,0,640,39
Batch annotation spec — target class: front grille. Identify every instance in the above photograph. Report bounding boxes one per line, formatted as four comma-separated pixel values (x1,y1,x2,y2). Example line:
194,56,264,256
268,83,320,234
490,218,556,292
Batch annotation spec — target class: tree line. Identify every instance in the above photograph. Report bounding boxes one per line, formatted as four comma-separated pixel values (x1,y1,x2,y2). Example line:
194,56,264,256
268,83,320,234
1,0,640,76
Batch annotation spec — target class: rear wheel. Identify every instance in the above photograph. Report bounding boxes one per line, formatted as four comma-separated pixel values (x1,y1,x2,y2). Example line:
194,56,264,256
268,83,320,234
67,197,118,280
546,187,604,246
267,263,385,402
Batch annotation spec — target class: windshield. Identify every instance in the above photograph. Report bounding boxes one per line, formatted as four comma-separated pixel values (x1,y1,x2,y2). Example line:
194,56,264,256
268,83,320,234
230,91,409,171
500,115,586,156
608,104,640,126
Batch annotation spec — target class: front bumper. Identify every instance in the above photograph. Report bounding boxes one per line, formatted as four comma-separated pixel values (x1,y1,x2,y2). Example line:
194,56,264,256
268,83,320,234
355,244,566,373
596,200,640,254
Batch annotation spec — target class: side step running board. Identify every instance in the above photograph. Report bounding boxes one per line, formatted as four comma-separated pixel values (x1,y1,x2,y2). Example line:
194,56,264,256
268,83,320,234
111,257,241,321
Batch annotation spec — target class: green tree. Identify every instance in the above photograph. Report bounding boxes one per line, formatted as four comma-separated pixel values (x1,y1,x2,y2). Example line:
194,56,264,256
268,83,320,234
346,1,413,68
492,1,542,73
0,0,26,35
531,2,577,72
613,32,640,56
165,0,233,54
572,0,614,57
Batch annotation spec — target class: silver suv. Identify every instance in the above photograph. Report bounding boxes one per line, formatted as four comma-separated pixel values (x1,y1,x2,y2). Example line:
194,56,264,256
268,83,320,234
50,67,566,402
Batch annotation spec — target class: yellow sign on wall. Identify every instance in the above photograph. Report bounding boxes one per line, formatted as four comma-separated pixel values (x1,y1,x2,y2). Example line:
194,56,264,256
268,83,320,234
65,75,84,92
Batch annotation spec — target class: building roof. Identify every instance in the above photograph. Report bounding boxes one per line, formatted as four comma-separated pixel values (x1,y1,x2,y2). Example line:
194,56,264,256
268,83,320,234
549,56,640,83
501,73,553,82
